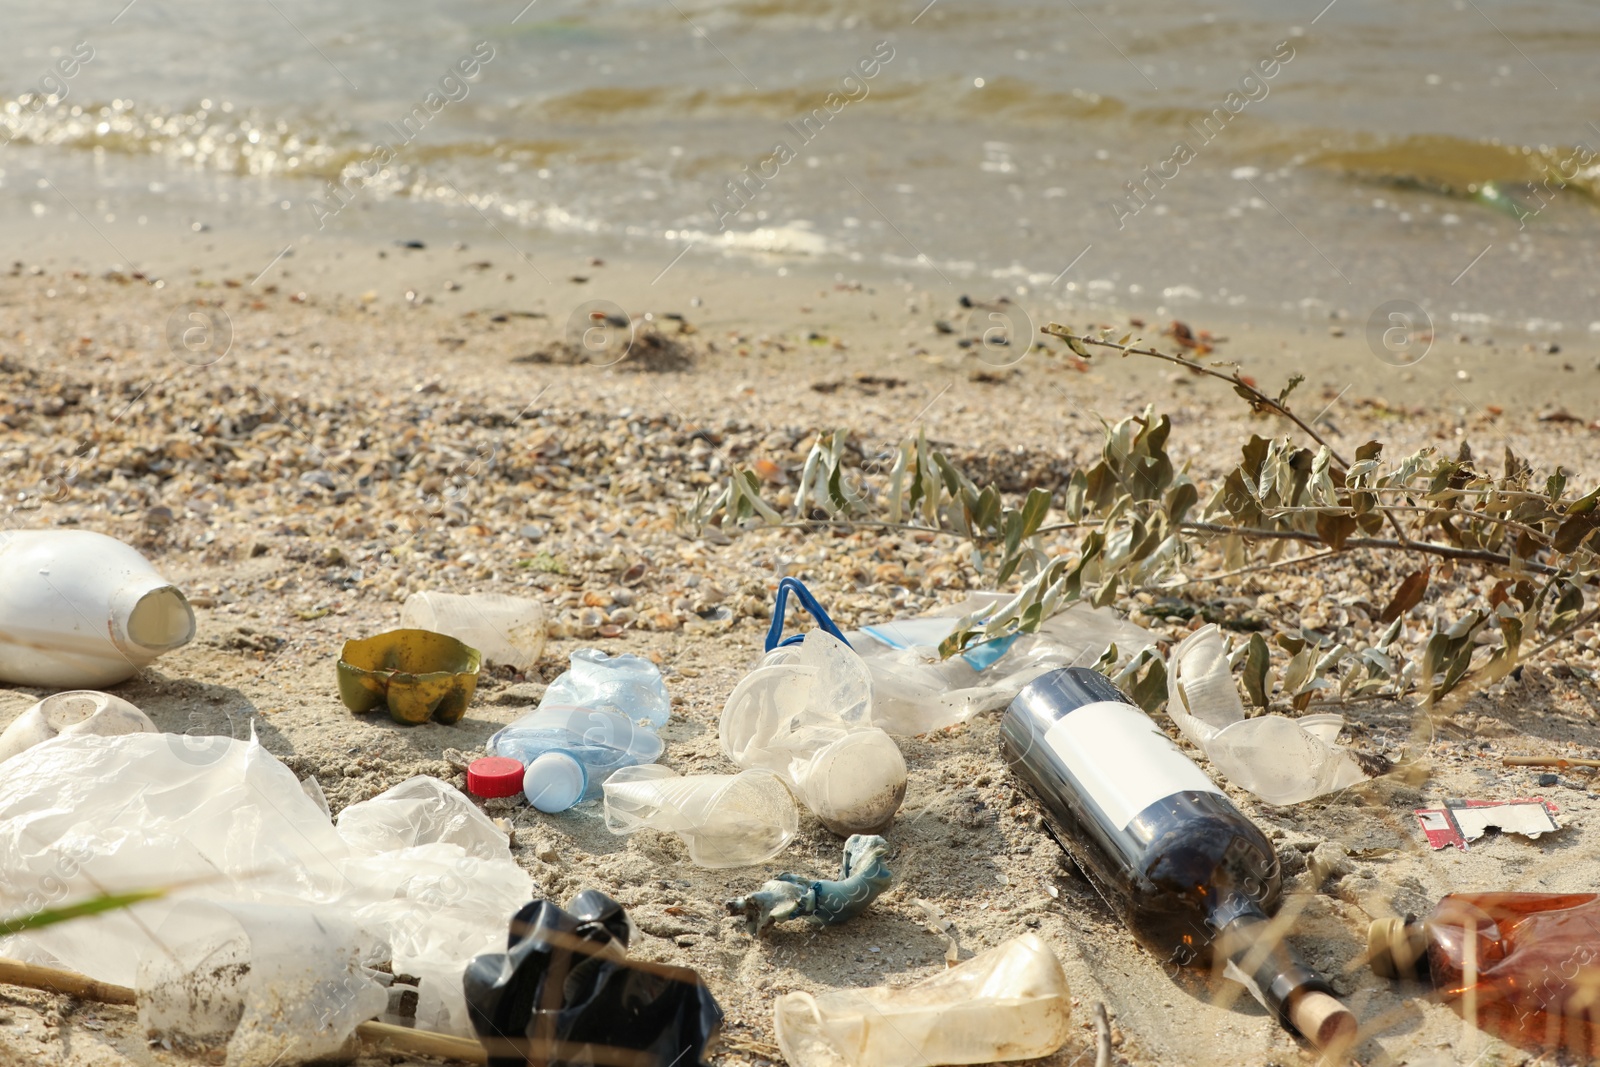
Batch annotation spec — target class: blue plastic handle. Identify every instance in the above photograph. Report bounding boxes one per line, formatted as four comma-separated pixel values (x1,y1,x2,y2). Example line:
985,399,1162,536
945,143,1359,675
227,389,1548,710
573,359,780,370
764,577,852,652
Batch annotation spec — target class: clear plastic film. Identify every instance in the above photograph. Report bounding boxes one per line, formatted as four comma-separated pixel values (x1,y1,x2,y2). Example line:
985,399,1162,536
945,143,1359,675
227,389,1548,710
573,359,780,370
1167,624,1367,805
0,731,532,1055
774,933,1072,1067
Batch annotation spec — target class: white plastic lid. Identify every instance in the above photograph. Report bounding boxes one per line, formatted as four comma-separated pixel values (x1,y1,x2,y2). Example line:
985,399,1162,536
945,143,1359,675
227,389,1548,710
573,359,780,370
524,751,587,813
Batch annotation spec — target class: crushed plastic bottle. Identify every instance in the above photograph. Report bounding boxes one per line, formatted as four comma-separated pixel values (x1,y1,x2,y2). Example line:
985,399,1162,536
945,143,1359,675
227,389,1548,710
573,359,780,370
721,630,907,835
542,648,672,728
400,591,546,671
486,705,664,812
845,594,1158,736
1369,892,1600,1054
726,833,891,935
1167,625,1369,805
0,530,196,688
464,890,724,1067
773,933,1072,1067
602,764,798,868
0,691,155,764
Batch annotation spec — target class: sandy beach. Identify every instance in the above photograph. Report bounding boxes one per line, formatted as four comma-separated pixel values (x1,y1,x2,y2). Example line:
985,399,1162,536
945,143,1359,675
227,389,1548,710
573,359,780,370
4,232,1600,1066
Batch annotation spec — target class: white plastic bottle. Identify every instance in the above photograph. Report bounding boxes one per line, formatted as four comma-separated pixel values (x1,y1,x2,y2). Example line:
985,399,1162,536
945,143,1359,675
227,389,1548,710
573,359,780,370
0,530,195,687
400,592,546,671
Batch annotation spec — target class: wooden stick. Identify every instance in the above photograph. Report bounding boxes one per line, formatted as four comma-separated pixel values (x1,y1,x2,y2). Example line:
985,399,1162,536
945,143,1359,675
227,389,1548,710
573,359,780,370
1503,755,1600,769
0,957,487,1064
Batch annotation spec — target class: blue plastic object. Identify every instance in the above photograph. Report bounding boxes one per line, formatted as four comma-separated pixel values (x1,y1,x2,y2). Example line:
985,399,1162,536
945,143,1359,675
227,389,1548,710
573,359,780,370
487,705,664,811
764,577,852,652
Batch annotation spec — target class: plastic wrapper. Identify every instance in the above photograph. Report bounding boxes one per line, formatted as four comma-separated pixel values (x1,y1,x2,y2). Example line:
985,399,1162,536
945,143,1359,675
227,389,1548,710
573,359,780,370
603,765,798,868
0,690,155,764
845,595,1157,735
464,889,723,1067
0,529,195,687
401,591,546,670
0,732,533,1056
1167,625,1367,805
721,631,907,835
773,933,1072,1067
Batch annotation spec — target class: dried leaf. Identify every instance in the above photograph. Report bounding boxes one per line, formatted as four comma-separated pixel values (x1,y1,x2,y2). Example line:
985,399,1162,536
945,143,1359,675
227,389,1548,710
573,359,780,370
1379,566,1431,624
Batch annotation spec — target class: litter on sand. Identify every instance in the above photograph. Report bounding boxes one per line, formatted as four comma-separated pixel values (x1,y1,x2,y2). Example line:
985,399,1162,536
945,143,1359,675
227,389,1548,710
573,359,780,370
1414,797,1563,850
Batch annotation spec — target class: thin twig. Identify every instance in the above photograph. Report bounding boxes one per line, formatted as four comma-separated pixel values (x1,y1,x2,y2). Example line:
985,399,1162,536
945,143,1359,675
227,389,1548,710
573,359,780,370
1094,1001,1113,1067
1045,326,1348,466
1047,326,1426,547
1503,756,1600,769
1140,548,1341,590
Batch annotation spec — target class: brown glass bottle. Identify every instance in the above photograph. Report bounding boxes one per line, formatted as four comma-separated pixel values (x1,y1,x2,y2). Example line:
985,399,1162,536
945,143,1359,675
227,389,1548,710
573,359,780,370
1001,667,1354,1048
1369,891,1600,1055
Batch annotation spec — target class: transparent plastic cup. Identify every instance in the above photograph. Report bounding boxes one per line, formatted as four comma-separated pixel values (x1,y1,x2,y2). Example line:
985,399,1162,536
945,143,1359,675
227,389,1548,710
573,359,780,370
602,765,798,868
721,632,906,835
774,933,1072,1067
401,591,546,671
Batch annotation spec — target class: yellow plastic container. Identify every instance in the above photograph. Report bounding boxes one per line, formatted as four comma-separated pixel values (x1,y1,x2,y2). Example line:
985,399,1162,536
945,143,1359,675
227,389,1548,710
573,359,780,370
337,629,481,725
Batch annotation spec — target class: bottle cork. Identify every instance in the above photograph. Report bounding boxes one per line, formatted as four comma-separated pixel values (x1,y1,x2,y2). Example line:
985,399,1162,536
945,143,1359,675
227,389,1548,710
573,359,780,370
1289,990,1358,1051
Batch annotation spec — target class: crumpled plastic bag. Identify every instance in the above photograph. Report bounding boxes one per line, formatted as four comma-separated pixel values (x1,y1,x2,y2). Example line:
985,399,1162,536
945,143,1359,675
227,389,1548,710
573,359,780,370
845,595,1158,735
1167,624,1368,805
721,631,906,836
137,902,388,1067
0,731,532,1060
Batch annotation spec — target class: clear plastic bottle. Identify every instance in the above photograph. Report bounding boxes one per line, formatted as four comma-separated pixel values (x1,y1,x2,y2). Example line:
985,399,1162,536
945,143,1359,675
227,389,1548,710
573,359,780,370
543,649,672,728
487,706,663,812
1368,892,1600,1055
1001,667,1356,1050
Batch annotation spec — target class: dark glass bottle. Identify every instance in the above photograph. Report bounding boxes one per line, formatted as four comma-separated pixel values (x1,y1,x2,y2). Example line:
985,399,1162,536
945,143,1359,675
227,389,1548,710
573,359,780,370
1369,892,1600,1055
1001,666,1355,1049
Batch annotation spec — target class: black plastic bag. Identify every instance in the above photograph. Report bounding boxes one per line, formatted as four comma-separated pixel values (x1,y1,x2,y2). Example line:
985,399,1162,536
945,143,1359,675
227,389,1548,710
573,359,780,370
464,890,724,1067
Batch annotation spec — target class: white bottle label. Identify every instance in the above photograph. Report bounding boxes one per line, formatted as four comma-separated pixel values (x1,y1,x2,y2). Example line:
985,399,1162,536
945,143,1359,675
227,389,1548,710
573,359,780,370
1041,699,1223,830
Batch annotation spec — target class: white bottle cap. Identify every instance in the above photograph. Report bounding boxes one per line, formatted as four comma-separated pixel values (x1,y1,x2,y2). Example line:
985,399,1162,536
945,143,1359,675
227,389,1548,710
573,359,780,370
524,751,587,813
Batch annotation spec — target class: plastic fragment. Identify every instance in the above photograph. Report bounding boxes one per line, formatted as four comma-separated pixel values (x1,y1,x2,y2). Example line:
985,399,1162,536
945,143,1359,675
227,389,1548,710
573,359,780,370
337,628,482,725
727,834,892,935
721,631,907,835
0,529,196,688
1166,624,1369,805
1414,797,1562,850
0,691,155,764
464,890,723,1067
401,591,546,670
773,933,1072,1067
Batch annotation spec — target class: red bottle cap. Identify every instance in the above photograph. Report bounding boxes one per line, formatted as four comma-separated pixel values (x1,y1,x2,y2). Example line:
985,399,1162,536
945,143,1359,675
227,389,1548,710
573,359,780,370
467,756,525,799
